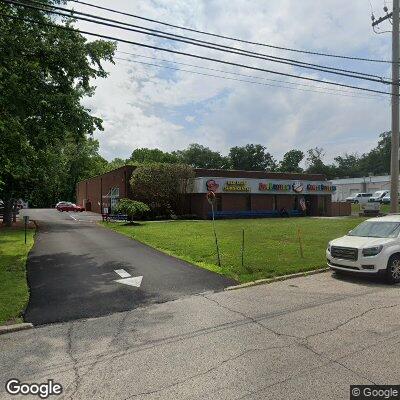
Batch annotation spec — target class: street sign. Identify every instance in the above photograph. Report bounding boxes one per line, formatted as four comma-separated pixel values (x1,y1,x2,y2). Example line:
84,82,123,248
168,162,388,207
206,190,216,205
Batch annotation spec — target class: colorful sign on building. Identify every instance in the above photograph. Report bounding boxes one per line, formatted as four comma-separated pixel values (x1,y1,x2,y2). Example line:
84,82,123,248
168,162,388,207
223,180,251,192
195,177,336,195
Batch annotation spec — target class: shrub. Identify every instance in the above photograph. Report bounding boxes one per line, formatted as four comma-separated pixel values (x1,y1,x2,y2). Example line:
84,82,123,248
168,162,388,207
114,199,150,220
130,163,194,216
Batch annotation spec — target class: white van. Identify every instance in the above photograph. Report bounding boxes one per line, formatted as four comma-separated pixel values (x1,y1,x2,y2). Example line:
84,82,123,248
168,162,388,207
369,190,389,203
345,193,372,204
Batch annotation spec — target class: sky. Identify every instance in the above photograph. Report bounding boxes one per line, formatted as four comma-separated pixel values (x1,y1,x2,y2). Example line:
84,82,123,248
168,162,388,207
69,0,394,163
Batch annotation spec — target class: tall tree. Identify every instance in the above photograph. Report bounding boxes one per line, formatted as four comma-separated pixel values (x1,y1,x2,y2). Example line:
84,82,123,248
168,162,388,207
130,148,179,164
278,149,304,173
0,1,115,224
106,157,128,171
305,147,336,179
130,163,194,216
333,153,360,178
358,132,391,176
173,143,229,169
229,144,277,171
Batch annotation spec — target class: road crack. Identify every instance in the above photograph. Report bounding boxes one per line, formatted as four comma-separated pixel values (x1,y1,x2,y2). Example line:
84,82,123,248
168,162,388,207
305,303,400,340
63,322,81,400
121,344,294,399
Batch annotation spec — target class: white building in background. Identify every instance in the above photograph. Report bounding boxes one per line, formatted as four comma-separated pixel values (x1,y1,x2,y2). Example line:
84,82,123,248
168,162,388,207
331,175,392,201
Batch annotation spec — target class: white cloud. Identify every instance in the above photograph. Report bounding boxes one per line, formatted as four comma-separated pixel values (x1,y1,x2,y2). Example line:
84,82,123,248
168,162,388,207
74,0,392,162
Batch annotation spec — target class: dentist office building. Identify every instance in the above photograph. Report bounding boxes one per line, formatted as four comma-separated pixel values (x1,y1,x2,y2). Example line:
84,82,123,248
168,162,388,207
76,166,348,219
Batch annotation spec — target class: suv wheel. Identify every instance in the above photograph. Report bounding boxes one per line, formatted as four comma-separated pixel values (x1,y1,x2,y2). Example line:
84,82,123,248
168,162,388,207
354,200,359,204
386,255,400,284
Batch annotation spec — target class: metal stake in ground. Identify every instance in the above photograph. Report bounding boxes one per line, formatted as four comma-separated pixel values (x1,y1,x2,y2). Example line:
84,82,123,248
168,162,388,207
206,191,221,268
297,227,304,259
241,228,245,269
23,215,29,244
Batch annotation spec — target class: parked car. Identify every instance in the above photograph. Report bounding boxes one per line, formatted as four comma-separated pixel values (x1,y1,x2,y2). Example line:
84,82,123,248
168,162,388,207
56,202,85,212
55,201,71,208
368,190,389,203
345,193,372,204
327,215,400,283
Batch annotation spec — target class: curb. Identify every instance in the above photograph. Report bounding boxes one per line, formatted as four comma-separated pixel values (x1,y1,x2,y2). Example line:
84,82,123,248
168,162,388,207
0,323,34,335
224,268,329,291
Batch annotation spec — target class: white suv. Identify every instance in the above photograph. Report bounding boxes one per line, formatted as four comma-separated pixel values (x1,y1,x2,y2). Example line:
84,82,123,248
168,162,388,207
326,215,400,283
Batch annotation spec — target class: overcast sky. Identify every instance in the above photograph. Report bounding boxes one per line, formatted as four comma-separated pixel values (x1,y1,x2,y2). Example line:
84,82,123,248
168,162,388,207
70,0,393,163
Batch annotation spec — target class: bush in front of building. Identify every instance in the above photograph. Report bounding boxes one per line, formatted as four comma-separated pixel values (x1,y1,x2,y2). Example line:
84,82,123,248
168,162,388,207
114,199,150,220
130,163,194,217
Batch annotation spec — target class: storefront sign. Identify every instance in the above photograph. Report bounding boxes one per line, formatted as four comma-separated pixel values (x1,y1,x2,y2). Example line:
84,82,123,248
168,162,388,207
259,182,291,192
195,177,336,195
223,180,250,192
306,183,336,192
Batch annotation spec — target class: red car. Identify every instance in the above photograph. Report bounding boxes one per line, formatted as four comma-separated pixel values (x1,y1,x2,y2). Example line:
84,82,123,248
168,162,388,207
56,202,85,212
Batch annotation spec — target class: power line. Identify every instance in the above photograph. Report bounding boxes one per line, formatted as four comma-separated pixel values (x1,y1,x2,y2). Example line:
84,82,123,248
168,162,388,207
0,11,393,96
115,56,385,100
115,51,384,98
7,0,390,85
69,0,392,64
21,0,382,79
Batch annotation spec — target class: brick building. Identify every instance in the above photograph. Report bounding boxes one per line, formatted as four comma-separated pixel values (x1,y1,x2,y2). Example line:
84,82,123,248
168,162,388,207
76,166,343,218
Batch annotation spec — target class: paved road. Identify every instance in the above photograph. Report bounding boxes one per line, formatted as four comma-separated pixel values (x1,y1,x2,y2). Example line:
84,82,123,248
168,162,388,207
1,273,399,400
22,209,234,325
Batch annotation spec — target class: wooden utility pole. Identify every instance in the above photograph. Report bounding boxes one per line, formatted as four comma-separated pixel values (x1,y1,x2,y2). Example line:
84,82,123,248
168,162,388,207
373,2,400,213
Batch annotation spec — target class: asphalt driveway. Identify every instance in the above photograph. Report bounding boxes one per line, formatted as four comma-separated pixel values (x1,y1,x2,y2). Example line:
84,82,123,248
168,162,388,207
22,209,234,325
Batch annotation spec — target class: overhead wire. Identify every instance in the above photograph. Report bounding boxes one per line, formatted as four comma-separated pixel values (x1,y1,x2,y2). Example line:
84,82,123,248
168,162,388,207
0,11,394,96
68,0,392,63
115,56,386,100
4,0,391,84
115,51,385,98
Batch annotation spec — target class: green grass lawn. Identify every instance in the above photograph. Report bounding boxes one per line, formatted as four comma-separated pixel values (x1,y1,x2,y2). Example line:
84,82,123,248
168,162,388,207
0,226,35,325
101,217,365,283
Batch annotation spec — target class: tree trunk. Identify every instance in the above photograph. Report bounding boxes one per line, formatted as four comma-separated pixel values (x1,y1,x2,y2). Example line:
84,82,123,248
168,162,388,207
3,198,13,227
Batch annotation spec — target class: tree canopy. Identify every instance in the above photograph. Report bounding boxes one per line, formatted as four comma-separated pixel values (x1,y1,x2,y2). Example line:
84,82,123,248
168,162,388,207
278,150,304,173
229,144,277,171
0,0,115,224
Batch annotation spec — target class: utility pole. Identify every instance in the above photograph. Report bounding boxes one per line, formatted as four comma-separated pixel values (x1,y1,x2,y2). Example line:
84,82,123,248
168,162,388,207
372,2,400,213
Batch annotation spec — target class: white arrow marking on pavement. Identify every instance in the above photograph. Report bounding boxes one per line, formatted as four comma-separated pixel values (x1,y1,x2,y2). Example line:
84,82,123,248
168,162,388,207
115,276,143,287
114,269,131,278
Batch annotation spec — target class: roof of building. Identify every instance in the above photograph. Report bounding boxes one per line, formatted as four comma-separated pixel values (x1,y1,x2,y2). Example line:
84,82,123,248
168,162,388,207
193,168,326,181
331,175,391,184
77,165,327,186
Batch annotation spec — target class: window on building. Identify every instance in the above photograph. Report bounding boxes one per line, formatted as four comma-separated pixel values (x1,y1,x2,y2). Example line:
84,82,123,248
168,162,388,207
110,187,120,212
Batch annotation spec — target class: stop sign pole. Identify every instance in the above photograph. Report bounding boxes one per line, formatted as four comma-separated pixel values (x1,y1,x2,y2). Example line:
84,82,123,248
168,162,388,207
206,191,221,268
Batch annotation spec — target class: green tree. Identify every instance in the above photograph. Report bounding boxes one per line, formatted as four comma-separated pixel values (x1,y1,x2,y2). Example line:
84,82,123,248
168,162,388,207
114,199,150,220
229,144,277,171
333,153,360,178
130,148,179,164
0,1,115,225
106,157,129,172
173,143,230,169
305,147,336,179
358,132,391,176
278,149,304,173
130,163,194,216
